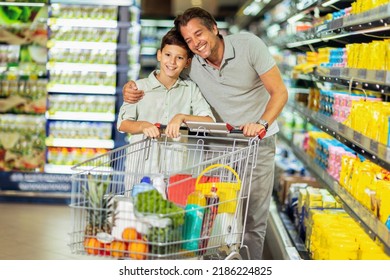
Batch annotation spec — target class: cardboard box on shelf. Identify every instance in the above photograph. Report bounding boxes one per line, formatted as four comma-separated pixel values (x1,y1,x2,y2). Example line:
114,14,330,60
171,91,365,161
277,173,320,205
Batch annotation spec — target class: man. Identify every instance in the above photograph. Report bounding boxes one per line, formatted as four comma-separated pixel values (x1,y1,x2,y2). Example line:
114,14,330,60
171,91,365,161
123,8,288,259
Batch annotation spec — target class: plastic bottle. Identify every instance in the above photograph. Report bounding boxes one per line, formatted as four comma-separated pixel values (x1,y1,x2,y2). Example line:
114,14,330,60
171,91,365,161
199,185,219,254
131,176,154,197
182,190,206,251
152,175,167,199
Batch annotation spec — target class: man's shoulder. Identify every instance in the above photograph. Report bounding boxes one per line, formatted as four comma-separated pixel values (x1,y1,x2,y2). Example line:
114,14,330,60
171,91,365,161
226,32,262,45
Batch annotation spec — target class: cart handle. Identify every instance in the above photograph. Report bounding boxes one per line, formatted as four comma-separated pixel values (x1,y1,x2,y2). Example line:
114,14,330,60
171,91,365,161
195,163,241,189
154,123,188,130
155,122,266,140
227,123,266,140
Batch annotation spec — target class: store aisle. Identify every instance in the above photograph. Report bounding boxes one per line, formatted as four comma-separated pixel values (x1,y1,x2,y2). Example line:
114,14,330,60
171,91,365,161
0,203,99,260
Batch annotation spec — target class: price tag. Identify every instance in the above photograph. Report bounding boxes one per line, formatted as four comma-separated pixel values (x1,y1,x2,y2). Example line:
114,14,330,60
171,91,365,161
375,70,385,83
338,122,346,135
369,140,378,154
357,69,367,79
353,131,362,143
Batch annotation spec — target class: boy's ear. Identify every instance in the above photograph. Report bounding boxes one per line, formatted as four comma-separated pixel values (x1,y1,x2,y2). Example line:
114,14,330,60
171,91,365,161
185,57,192,68
157,49,162,62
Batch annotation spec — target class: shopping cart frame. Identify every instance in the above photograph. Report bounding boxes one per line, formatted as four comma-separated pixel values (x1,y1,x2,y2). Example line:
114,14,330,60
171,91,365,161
69,131,260,260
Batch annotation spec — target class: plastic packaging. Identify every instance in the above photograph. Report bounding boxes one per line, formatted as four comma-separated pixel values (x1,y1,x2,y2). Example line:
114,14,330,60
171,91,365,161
199,186,219,253
131,176,154,197
153,175,167,199
182,190,206,251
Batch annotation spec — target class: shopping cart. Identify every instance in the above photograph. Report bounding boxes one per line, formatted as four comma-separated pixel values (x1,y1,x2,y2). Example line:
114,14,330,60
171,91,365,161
69,123,260,260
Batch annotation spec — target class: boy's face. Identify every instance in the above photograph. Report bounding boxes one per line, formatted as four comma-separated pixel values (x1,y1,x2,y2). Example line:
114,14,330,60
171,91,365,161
157,44,191,79
179,18,219,60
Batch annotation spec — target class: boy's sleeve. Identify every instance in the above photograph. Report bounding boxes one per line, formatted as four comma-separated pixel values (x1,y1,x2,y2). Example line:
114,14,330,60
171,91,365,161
117,102,137,132
190,83,216,122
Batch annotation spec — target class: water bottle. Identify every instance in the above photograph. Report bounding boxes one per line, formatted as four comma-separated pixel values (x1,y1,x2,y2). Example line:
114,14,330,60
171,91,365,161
182,190,206,251
131,176,154,197
153,175,167,199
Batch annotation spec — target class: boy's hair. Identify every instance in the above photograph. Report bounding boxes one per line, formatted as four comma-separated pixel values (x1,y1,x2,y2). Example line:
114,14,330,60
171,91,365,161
160,28,193,58
174,7,217,32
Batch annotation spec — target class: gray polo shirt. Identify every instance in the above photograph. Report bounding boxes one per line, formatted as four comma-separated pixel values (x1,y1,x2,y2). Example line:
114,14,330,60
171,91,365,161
184,33,278,136
117,70,215,132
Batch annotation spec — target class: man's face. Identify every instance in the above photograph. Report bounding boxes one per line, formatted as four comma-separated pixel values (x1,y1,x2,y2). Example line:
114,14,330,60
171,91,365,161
157,44,190,79
179,18,219,60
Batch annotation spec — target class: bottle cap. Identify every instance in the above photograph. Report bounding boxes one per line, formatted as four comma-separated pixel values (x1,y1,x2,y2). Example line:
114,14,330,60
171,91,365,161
140,176,151,184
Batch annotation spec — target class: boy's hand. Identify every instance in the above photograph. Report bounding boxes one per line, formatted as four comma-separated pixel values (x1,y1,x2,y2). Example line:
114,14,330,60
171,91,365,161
142,123,160,138
166,114,185,138
123,81,144,103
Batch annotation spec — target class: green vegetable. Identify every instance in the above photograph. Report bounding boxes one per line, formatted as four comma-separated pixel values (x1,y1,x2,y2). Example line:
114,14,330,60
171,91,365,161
6,6,23,21
147,226,182,255
135,189,185,228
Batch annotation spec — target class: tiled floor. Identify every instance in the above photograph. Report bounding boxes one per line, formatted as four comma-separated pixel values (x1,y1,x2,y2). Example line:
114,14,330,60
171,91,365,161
0,202,100,260
0,202,273,260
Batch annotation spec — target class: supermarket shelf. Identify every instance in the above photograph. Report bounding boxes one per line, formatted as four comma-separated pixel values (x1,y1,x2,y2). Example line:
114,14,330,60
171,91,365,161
45,164,76,174
265,198,303,260
48,18,118,28
48,84,116,95
49,41,117,50
0,2,45,7
46,111,116,122
47,62,117,73
315,67,390,94
286,102,390,171
45,138,115,149
286,25,390,49
289,143,390,255
0,190,70,199
51,0,134,6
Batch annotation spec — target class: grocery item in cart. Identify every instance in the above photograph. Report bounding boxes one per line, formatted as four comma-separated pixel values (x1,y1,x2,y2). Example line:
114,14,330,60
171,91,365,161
199,186,219,254
182,190,206,251
131,176,154,197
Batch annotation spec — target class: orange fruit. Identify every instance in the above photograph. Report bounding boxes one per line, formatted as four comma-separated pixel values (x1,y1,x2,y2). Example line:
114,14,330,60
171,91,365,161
128,241,148,260
122,227,139,241
84,237,101,255
110,241,126,258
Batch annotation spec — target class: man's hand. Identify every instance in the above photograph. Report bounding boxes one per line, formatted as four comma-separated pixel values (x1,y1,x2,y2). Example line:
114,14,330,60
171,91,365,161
239,123,266,138
166,114,185,138
122,81,144,103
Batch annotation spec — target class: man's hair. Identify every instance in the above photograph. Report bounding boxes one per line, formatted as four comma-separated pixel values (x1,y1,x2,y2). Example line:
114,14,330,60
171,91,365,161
174,7,217,32
160,28,193,58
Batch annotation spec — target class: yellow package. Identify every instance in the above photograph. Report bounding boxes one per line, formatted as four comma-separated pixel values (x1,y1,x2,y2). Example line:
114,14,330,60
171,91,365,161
376,179,390,223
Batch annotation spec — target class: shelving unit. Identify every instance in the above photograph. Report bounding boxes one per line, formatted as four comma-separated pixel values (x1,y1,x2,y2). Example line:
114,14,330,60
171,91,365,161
234,0,390,259
0,0,141,203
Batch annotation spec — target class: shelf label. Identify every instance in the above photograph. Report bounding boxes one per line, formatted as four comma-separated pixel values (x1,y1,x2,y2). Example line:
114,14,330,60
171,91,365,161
338,123,346,135
357,69,367,79
375,70,386,83
353,131,362,143
369,140,378,154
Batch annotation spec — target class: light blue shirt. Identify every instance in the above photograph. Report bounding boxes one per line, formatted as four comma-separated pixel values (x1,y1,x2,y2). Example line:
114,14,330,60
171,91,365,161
117,70,215,133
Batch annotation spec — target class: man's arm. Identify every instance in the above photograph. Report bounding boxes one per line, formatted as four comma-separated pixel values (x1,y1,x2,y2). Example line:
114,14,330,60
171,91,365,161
240,65,288,137
122,81,144,103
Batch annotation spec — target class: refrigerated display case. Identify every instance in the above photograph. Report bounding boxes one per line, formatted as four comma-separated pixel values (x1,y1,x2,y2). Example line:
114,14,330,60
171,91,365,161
0,0,141,203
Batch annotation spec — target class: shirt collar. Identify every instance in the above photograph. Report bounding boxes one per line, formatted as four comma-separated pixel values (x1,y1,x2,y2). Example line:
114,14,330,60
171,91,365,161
147,70,189,89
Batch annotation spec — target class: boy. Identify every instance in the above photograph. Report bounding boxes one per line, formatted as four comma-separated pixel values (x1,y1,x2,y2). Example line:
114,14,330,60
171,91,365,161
117,28,215,140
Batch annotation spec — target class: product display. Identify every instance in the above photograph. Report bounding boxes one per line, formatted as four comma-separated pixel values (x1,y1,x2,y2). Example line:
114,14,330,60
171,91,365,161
0,1,141,201
1,0,390,261
265,0,390,259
